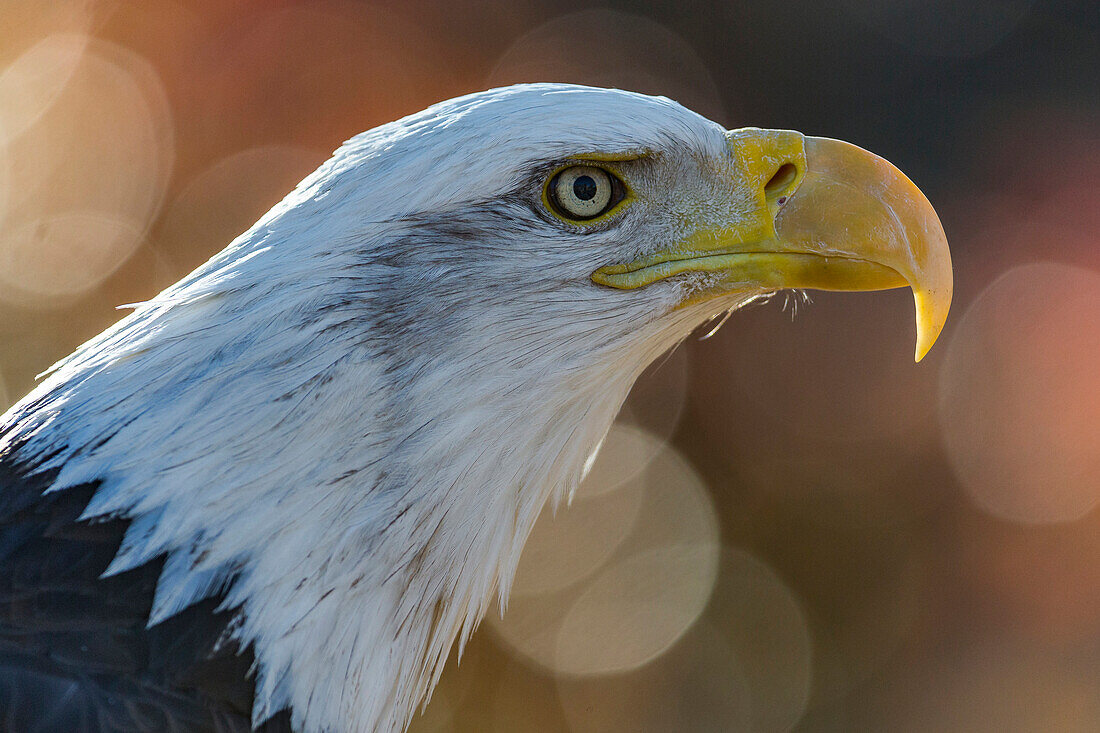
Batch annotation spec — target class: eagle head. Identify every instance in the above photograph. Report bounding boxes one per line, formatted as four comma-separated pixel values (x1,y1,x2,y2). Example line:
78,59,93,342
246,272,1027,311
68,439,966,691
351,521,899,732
1,84,950,732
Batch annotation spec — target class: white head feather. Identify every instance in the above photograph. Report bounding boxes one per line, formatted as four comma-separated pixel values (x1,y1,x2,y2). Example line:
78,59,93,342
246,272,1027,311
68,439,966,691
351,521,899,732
1,84,759,732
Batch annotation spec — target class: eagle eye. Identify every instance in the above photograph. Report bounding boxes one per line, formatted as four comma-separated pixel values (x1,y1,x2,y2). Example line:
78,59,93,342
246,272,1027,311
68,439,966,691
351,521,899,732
546,165,627,222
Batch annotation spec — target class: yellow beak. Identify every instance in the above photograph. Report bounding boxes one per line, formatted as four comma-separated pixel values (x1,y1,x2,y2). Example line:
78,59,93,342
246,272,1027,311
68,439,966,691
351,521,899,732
591,130,953,362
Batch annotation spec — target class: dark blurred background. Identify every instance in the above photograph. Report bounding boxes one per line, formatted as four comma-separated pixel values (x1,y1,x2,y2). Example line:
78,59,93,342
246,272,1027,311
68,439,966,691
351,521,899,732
2,1,1099,730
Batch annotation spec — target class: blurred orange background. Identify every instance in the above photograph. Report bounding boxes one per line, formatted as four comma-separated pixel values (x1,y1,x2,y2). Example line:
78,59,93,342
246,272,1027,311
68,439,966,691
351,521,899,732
1,1,1099,730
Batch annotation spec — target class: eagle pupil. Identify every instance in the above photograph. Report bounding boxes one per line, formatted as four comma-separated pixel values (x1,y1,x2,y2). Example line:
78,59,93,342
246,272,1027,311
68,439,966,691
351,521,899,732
573,175,598,201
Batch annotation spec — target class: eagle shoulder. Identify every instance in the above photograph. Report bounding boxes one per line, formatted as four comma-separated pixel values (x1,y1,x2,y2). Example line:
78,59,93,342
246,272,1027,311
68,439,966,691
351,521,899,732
0,440,292,732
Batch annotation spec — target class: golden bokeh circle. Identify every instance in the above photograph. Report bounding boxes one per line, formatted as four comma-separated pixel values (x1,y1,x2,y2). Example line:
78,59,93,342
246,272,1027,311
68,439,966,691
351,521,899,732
487,8,727,124
0,39,173,307
556,550,813,732
490,442,720,676
509,433,649,597
939,262,1100,524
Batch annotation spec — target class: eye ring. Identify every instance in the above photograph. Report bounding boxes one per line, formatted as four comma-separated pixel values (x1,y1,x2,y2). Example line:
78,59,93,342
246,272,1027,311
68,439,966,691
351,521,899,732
545,164,628,222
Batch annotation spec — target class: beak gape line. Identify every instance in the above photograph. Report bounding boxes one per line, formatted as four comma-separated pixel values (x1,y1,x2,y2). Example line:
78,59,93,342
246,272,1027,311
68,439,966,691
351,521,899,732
592,130,953,362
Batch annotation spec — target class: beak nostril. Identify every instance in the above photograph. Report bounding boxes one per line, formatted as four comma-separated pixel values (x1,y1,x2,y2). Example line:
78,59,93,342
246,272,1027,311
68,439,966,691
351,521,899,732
764,163,799,202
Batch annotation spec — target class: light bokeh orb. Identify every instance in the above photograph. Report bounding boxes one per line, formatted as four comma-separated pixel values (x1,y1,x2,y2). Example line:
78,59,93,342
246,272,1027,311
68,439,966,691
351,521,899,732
557,550,812,732
552,542,718,676
0,34,91,143
156,145,325,274
557,622,753,733
0,0,93,70
701,550,813,732
487,8,727,124
580,421,669,499
509,425,653,597
939,262,1100,524
0,40,173,307
490,443,720,676
0,213,142,300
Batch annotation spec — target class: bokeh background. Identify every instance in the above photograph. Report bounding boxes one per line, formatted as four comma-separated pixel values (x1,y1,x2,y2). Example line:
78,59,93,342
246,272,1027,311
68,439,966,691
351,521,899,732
2,0,1099,730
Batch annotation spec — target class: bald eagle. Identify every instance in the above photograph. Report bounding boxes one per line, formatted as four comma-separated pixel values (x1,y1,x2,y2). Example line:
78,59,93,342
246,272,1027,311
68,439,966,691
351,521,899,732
0,84,950,732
